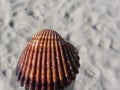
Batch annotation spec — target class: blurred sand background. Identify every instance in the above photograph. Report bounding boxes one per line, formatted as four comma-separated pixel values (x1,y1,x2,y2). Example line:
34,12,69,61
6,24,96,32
0,0,120,90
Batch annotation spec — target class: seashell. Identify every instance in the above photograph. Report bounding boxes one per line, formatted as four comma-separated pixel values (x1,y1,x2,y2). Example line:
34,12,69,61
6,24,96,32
16,29,80,90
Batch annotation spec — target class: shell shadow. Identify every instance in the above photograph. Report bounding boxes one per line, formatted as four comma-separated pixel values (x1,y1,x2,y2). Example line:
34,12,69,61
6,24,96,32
62,80,75,90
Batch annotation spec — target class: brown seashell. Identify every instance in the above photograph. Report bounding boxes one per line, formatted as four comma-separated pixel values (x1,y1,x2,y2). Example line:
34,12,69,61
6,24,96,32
16,29,80,90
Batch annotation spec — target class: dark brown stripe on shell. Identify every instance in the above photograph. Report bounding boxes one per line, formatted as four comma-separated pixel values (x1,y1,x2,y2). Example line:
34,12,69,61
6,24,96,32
16,47,25,75
41,30,49,90
29,36,39,89
56,33,66,89
16,47,27,75
58,37,71,86
64,42,78,74
19,44,32,86
23,33,43,89
46,30,52,90
68,43,80,61
17,46,30,81
52,31,59,90
35,30,47,90
60,41,76,80
67,43,80,68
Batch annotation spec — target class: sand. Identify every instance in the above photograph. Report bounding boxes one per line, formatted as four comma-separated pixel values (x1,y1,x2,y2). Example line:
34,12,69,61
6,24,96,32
0,0,120,90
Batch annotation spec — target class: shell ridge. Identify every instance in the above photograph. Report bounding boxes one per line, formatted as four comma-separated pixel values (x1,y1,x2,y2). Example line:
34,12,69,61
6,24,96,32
46,30,52,90
28,41,36,89
54,32,64,89
29,36,40,90
17,47,28,74
19,45,32,86
17,46,30,82
68,43,80,61
16,47,27,75
35,31,47,90
56,34,67,89
23,41,35,89
58,36,70,85
65,43,79,74
51,31,59,90
16,47,27,76
68,43,80,68
58,37,72,86
64,42,78,78
61,41,75,80
41,31,49,90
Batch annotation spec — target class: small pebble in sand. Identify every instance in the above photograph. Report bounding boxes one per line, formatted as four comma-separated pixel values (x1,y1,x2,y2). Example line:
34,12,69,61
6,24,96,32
99,37,111,49
111,39,120,51
96,23,103,31
85,65,100,78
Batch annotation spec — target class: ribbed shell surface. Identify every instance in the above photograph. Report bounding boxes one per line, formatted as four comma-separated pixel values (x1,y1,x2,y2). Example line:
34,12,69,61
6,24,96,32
16,29,80,90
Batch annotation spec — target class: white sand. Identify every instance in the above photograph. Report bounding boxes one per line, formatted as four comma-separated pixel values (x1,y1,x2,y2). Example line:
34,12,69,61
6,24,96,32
0,0,120,90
